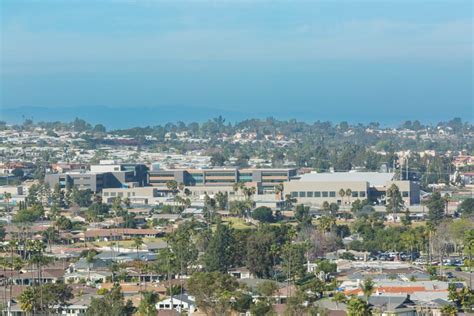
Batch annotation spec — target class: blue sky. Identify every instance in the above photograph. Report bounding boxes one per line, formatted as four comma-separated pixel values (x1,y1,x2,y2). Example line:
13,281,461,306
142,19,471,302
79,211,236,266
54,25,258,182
1,0,472,124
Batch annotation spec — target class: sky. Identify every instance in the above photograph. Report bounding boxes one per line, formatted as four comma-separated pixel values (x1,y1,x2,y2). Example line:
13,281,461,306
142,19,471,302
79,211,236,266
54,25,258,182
1,0,473,126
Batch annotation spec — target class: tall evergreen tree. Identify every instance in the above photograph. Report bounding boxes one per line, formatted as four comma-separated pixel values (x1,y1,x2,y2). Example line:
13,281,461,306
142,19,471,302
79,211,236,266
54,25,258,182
203,222,234,273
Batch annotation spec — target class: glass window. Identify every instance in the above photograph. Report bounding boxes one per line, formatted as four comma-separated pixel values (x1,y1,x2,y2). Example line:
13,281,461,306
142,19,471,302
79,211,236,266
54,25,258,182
402,191,409,197
307,192,314,197
314,192,321,197
359,191,366,198
329,191,336,197
299,192,306,198
103,192,109,196
322,192,328,197
291,192,298,198
352,191,359,198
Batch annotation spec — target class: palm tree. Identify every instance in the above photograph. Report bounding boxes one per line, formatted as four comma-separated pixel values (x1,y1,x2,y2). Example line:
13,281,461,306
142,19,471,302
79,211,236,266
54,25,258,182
347,297,371,316
338,189,346,207
332,292,347,309
166,180,178,195
123,197,131,209
285,194,296,211
132,237,144,260
41,227,59,253
360,278,375,302
85,251,95,281
345,189,352,205
275,184,284,200
318,215,336,232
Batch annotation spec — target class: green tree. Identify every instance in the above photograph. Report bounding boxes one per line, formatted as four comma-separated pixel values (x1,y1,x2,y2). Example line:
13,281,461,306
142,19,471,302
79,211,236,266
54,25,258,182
246,231,275,278
427,192,445,227
281,243,307,282
187,272,239,316
347,297,372,316
360,278,375,301
386,184,404,220
203,222,234,273
86,284,134,316
251,206,275,223
137,291,159,316
132,236,144,260
458,198,474,215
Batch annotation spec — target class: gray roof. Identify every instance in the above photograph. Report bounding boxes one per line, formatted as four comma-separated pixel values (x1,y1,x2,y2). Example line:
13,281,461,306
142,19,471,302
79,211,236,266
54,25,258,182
298,172,395,186
369,295,414,310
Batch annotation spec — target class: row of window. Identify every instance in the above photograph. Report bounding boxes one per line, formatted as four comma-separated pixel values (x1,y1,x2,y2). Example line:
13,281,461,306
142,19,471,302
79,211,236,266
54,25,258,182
103,192,137,197
291,191,367,198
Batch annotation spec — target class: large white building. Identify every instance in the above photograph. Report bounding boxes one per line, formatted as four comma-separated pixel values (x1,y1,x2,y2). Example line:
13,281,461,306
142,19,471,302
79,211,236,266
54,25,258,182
284,172,420,207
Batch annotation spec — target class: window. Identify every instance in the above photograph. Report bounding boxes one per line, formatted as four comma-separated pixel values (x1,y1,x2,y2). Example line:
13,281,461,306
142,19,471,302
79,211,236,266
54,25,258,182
111,192,116,196
352,191,359,198
103,192,109,196
299,192,306,198
329,191,336,197
118,192,124,197
359,191,366,198
314,192,321,197
402,191,409,197
322,192,328,197
291,192,298,198
307,192,314,197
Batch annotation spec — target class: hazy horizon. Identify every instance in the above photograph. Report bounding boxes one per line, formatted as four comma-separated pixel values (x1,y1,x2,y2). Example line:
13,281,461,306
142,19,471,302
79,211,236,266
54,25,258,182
1,1,473,125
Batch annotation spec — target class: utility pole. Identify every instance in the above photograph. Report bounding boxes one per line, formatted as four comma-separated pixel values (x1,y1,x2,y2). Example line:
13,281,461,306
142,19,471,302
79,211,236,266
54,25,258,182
406,158,409,181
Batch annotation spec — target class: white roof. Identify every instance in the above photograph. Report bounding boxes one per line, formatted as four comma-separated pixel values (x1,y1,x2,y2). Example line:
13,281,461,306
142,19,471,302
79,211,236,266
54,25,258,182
298,172,395,186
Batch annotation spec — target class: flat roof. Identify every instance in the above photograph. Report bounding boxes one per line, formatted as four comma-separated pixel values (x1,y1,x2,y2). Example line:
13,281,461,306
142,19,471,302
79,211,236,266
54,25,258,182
298,172,395,186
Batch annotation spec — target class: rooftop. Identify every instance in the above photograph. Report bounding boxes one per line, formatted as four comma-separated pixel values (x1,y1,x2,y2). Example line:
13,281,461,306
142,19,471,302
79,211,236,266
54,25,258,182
298,172,396,186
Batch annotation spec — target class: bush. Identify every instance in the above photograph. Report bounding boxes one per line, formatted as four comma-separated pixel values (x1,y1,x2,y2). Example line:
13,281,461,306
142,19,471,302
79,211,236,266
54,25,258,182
251,207,274,223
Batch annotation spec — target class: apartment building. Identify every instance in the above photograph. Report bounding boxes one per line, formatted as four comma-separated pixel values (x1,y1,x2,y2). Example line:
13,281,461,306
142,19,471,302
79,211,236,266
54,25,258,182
284,172,420,207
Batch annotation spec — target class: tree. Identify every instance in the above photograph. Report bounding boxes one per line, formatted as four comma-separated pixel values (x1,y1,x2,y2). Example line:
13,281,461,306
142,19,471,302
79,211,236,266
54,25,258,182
165,180,178,193
137,291,159,316
458,198,474,215
281,243,307,282
339,189,346,206
285,194,296,211
11,168,24,178
187,272,239,316
332,292,347,309
86,284,134,316
168,224,198,279
345,189,353,205
203,222,234,273
132,237,144,260
295,204,311,225
210,152,227,166
440,304,458,316
215,191,228,210
386,184,404,220
86,250,95,280
360,278,375,301
347,297,372,316
251,206,274,223
246,231,274,278
42,227,59,252
427,192,445,227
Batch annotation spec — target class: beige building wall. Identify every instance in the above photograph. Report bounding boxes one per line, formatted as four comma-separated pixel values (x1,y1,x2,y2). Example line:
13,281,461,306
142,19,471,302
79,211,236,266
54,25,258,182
283,181,369,207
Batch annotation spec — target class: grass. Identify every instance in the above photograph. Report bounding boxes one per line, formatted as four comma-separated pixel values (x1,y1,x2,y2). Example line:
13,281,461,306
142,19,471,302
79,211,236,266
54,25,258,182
221,217,255,230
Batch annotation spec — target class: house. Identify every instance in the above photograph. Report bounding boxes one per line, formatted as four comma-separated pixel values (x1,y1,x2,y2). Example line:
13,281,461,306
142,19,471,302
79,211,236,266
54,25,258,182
368,295,417,315
229,267,254,279
156,294,197,313
65,271,111,284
